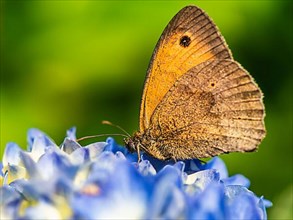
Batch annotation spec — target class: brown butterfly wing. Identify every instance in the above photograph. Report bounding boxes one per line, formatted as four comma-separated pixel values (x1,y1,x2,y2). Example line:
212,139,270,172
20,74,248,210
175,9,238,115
143,60,265,160
139,5,233,132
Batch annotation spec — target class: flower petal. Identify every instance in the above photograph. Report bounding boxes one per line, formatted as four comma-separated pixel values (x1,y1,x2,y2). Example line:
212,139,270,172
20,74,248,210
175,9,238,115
0,185,21,205
69,148,90,165
185,169,220,189
66,127,76,140
188,182,226,219
201,157,229,179
222,174,250,188
19,151,40,179
2,142,22,167
61,138,81,154
37,149,77,181
148,166,186,219
27,128,56,153
23,200,63,220
84,142,107,160
138,160,156,176
225,185,272,219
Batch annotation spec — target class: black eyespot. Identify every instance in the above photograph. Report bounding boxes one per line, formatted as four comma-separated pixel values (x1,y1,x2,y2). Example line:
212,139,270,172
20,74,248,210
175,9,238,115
211,83,215,87
179,35,191,47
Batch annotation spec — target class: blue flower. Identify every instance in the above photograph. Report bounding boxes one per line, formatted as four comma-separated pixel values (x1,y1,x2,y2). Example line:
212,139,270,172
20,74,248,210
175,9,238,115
1,128,272,219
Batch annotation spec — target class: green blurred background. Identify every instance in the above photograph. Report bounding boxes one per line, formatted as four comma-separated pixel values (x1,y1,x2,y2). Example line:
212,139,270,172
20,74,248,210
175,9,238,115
1,0,292,218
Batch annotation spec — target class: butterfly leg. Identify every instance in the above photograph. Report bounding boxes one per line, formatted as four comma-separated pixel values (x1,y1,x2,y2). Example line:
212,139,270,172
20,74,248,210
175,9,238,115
136,144,141,163
171,157,177,163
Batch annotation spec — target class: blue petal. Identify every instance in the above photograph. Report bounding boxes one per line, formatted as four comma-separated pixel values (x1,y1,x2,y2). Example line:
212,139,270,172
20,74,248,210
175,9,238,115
105,137,138,162
222,174,250,188
19,151,40,179
258,196,272,219
12,177,72,205
10,179,41,201
1,186,22,220
72,191,147,220
104,160,151,197
0,163,3,176
262,196,273,208
2,142,22,167
201,157,229,179
137,160,156,176
258,196,267,220
37,149,77,181
72,160,150,219
66,127,76,140
0,193,22,219
0,185,21,205
5,164,26,183
86,151,118,185
156,165,183,188
185,169,220,191
226,189,263,219
11,176,74,203
23,200,63,219
55,177,74,198
69,148,90,165
148,165,186,219
224,185,270,219
115,151,127,160
84,142,107,159
225,185,250,199
142,154,176,172
61,138,81,154
188,182,226,219
173,161,185,173
104,137,127,154
183,159,203,173
27,128,56,152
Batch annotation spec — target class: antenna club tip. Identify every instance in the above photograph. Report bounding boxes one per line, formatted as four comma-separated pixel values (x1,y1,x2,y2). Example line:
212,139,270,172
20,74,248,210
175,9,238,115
102,120,112,125
101,120,131,137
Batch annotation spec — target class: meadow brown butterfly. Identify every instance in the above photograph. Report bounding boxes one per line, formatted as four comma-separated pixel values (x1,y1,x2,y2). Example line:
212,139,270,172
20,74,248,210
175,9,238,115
125,5,266,160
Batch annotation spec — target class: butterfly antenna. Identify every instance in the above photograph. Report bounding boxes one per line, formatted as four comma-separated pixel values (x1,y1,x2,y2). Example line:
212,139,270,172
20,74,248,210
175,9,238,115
76,133,129,142
102,120,131,137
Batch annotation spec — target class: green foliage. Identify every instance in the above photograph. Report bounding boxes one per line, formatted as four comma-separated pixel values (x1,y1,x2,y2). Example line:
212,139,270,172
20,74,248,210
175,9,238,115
1,1,292,218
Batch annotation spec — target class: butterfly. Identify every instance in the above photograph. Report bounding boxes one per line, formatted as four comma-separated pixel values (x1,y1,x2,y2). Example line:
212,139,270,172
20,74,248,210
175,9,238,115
124,5,266,160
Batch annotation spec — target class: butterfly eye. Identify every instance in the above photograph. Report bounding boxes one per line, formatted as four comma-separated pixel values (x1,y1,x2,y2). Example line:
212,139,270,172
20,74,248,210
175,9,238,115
179,35,191,47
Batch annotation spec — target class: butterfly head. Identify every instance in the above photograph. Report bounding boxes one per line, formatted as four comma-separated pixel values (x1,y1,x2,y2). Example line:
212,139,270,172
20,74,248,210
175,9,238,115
124,137,136,153
124,132,144,153
124,132,171,160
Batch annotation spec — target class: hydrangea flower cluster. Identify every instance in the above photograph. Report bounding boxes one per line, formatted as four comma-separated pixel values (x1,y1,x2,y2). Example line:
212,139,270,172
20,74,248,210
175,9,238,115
1,128,272,219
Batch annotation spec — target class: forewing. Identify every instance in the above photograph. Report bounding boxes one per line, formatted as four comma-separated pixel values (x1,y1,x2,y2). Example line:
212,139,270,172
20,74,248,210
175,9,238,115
139,5,233,132
147,59,266,159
